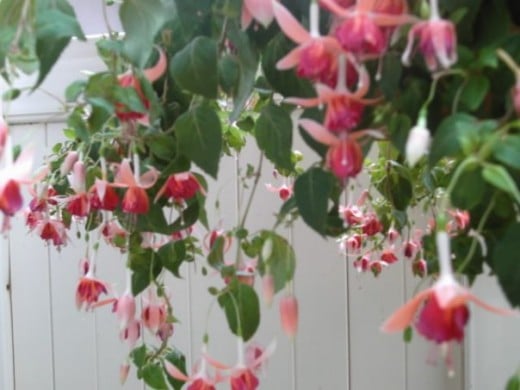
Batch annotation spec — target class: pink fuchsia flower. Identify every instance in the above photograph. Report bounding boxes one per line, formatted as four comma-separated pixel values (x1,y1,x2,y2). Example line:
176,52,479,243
265,183,292,201
272,1,344,86
370,260,387,276
115,48,167,123
0,116,8,159
280,294,299,338
101,219,128,248
112,155,159,214
361,213,383,236
155,172,204,203
380,248,398,264
36,218,68,248
241,0,276,29
321,0,414,57
387,227,399,243
339,204,364,225
66,160,90,217
165,344,220,390
412,258,428,278
141,289,167,334
448,209,470,231
382,231,513,350
75,267,108,311
120,319,141,348
353,255,370,272
204,228,232,252
401,0,457,71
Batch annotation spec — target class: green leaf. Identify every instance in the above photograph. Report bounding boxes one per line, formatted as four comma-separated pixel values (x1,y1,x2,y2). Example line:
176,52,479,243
218,283,260,341
171,37,218,98
120,0,174,66
219,54,240,95
429,113,476,165
158,240,187,278
380,52,402,99
175,104,222,178
506,375,520,390
164,349,187,390
493,223,520,307
493,135,520,170
259,231,296,293
450,165,487,210
482,163,520,204
141,363,168,390
294,167,334,235
1,88,20,101
375,161,413,211
65,80,86,102
255,104,293,171
129,247,163,295
207,236,226,269
227,22,259,122
460,74,490,111
131,344,148,368
34,0,85,88
403,326,413,343
387,113,412,156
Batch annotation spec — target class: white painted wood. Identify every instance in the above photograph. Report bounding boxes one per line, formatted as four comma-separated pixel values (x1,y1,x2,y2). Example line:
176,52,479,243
467,271,520,390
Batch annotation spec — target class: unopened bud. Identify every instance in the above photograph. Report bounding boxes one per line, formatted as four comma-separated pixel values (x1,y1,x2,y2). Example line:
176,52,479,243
405,120,431,167
60,151,79,176
280,295,299,338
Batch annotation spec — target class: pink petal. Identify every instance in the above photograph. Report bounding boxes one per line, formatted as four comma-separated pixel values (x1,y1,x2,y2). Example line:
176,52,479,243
164,360,191,382
380,288,432,332
272,1,310,43
298,119,339,146
284,96,323,108
204,353,232,370
139,167,159,189
276,47,304,70
319,0,351,17
465,291,517,316
244,0,274,27
371,13,417,27
143,48,167,83
95,179,107,202
250,340,277,369
241,5,253,30
113,159,137,187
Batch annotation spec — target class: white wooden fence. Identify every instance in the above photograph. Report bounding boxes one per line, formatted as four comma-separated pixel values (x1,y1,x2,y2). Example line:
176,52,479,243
0,11,517,389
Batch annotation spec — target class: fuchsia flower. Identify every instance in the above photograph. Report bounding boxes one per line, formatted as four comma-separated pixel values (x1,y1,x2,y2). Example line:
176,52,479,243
382,231,513,368
241,0,276,29
115,48,166,123
66,160,90,217
339,204,364,225
166,344,220,390
353,255,370,272
272,1,345,86
361,213,383,236
401,0,457,71
75,266,108,311
156,172,204,203
265,183,293,201
141,289,167,335
380,248,398,264
112,156,159,214
321,0,414,57
36,218,68,248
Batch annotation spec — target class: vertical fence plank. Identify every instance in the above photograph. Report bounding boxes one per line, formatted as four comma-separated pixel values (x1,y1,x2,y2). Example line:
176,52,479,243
9,123,55,389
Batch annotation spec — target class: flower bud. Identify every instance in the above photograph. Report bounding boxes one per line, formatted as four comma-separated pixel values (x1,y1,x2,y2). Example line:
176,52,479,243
412,259,427,277
262,274,275,307
60,151,79,176
405,121,431,167
120,363,130,385
280,295,299,338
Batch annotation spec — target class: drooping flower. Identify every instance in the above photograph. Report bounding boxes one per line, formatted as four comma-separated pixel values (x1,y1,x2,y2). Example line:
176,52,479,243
381,231,513,368
401,0,457,71
272,1,346,87
141,289,167,334
120,319,141,348
66,160,90,217
35,217,68,248
115,48,167,123
155,172,204,203
75,267,108,311
265,183,293,201
112,155,159,214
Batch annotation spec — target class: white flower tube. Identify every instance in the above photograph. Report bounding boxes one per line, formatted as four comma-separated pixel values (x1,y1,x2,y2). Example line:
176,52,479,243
405,118,431,167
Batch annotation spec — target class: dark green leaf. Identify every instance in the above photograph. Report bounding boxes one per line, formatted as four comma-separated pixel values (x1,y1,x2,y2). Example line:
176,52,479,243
131,344,148,368
259,231,296,293
494,222,520,307
219,54,240,95
482,164,520,204
171,37,218,98
403,326,413,343
176,104,222,178
450,165,487,210
227,22,259,122
218,283,260,341
429,113,476,165
255,104,293,171
294,167,333,235
2,88,21,101
65,80,86,102
142,363,168,390
120,0,174,66
493,135,520,170
158,240,187,278
34,0,85,88
460,74,490,111
207,236,225,269
129,248,163,295
380,52,402,99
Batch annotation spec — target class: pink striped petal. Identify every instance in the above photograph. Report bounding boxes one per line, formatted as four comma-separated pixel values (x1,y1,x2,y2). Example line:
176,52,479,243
298,119,339,146
380,288,432,332
164,360,191,382
272,1,310,43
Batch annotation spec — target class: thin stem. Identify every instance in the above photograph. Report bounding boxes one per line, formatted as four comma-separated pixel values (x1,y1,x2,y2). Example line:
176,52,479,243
497,49,520,79
239,153,264,229
101,0,114,35
11,0,31,50
457,196,496,273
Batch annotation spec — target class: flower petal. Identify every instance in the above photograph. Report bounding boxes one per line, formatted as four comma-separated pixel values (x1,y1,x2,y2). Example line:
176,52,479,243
298,119,340,146
380,288,432,332
272,1,310,43
139,167,159,189
164,360,191,382
465,291,517,316
113,159,137,187
244,0,274,27
143,48,167,83
276,46,304,70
